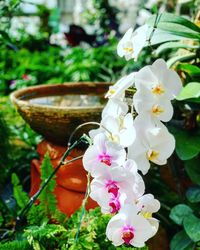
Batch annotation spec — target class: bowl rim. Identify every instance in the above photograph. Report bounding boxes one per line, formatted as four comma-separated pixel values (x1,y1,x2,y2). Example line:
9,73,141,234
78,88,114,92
10,82,112,111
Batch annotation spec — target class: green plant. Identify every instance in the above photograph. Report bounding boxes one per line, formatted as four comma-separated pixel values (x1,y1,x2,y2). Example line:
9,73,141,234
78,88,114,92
145,11,200,250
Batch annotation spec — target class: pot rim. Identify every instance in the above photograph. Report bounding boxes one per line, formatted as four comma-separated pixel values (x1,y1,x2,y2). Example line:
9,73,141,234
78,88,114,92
10,82,112,111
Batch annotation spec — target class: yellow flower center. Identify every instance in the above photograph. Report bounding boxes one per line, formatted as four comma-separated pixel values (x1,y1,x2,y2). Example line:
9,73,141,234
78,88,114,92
152,105,164,115
107,134,119,144
152,85,165,95
140,211,152,219
123,47,134,53
147,149,159,161
107,89,116,97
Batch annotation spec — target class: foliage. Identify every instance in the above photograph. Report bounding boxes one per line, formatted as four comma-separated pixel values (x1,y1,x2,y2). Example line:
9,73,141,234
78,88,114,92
82,0,119,35
11,173,29,210
0,0,200,249
27,154,66,226
147,10,200,250
0,240,32,250
0,111,11,187
0,0,21,48
0,40,149,95
0,207,148,250
39,153,57,217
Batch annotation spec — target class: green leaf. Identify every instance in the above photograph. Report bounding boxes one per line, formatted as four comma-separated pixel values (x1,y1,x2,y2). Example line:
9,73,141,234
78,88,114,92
177,82,200,100
185,158,200,185
170,230,195,250
149,29,186,45
169,127,200,160
147,13,200,39
177,64,200,77
167,53,196,68
170,204,193,225
186,186,200,203
183,214,200,242
40,153,57,217
11,173,29,209
155,42,198,55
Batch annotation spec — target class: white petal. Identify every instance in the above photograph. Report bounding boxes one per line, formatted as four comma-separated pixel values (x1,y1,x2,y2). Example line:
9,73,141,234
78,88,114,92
132,24,149,60
137,194,160,213
131,215,154,245
102,98,128,119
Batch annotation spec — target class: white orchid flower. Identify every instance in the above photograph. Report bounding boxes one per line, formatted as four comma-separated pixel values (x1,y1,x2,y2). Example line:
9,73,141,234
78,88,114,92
105,72,135,99
135,59,182,100
89,112,136,148
102,98,128,119
133,84,174,122
117,25,149,61
106,204,154,247
90,161,145,210
128,115,175,174
102,113,136,147
136,194,160,236
83,133,126,177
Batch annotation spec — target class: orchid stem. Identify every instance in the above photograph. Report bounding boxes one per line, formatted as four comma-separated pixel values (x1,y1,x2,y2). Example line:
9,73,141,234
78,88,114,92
67,122,112,147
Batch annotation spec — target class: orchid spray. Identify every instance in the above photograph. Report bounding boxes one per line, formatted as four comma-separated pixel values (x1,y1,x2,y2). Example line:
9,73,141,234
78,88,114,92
82,26,182,248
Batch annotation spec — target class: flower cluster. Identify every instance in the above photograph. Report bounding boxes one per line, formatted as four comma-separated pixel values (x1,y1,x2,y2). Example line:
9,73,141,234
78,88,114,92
82,28,182,247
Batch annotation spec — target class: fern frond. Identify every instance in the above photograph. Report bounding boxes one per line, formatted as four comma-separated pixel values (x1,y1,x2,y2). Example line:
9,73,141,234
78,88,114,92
39,153,56,217
24,223,67,249
0,240,31,250
11,173,29,210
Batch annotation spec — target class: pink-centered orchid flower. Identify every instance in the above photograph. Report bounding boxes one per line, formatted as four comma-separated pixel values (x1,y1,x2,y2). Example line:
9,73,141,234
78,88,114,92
92,191,126,214
83,133,126,177
90,162,145,213
106,204,154,247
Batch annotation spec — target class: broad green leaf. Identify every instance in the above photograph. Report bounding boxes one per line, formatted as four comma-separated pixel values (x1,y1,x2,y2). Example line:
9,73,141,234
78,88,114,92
185,158,200,185
148,29,186,46
170,230,195,250
170,204,193,225
176,82,200,100
184,214,200,242
153,23,200,39
147,13,200,36
156,42,198,55
186,186,200,203
186,98,200,103
169,127,200,160
167,53,196,68
177,64,200,77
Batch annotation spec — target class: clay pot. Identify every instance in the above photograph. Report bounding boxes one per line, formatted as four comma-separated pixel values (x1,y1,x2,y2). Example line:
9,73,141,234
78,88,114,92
30,140,97,216
10,82,111,145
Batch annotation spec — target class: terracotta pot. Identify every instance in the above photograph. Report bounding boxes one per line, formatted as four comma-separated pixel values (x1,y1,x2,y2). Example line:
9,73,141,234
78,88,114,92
30,140,98,216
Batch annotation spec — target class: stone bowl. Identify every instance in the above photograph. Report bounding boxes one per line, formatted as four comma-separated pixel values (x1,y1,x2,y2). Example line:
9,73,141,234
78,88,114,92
10,82,111,145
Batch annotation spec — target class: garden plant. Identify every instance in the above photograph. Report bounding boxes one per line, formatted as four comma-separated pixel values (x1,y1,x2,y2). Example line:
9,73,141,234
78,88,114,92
0,0,200,250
